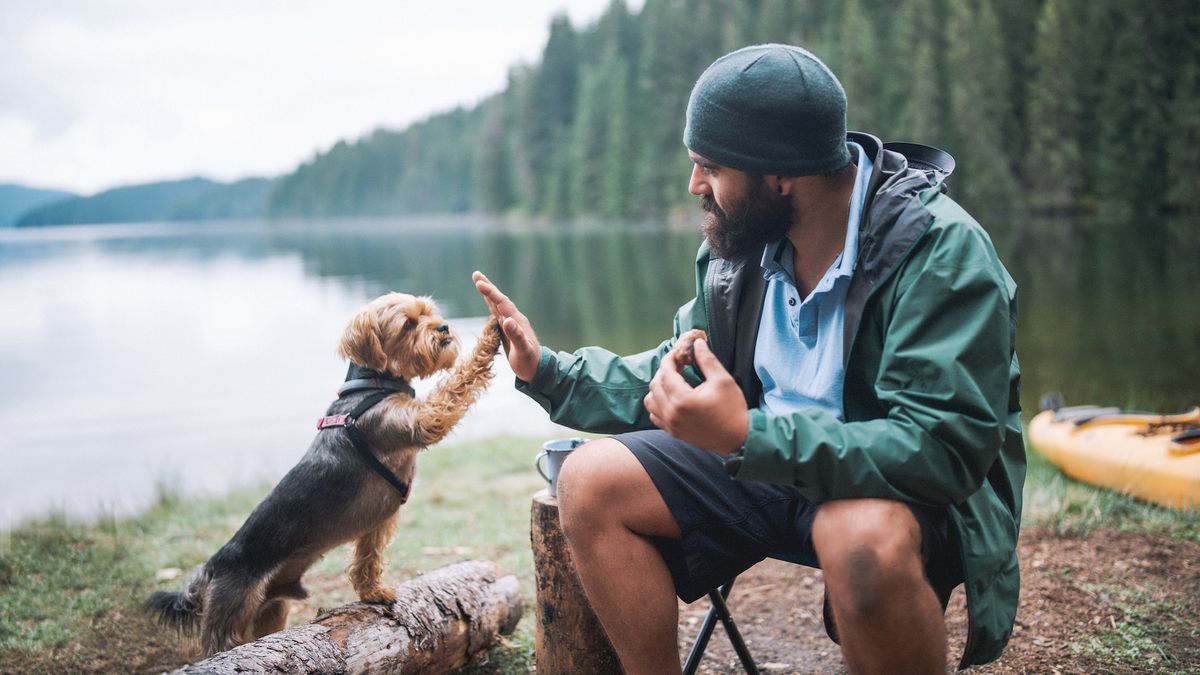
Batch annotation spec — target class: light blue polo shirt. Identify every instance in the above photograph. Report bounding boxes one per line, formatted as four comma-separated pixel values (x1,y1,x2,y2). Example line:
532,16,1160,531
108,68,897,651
754,141,872,420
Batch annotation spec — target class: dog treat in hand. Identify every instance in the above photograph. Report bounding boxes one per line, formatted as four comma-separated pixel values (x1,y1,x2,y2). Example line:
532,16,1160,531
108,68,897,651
672,329,708,367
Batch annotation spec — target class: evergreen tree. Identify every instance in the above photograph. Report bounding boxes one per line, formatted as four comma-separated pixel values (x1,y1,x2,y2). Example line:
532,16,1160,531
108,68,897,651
1164,1,1200,213
1024,0,1086,212
631,0,700,215
894,0,946,147
595,0,639,217
1093,0,1170,210
516,15,580,212
1166,56,1200,213
944,0,1019,217
990,0,1042,162
567,64,607,217
474,93,516,214
838,0,879,132
719,0,759,54
756,0,799,45
601,55,636,217
853,0,905,140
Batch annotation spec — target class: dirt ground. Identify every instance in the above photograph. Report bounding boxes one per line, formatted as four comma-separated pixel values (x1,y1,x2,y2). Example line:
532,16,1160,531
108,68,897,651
3,527,1196,674
680,526,1200,674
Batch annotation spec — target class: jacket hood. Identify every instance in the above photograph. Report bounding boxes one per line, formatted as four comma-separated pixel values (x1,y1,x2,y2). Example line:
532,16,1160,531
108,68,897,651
842,132,956,360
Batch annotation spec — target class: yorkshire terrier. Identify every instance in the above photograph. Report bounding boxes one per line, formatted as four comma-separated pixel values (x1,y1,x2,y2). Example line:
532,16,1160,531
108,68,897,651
146,292,502,656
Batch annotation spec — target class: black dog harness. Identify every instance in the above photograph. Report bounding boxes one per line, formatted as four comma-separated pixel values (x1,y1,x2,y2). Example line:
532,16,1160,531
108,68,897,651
317,364,416,500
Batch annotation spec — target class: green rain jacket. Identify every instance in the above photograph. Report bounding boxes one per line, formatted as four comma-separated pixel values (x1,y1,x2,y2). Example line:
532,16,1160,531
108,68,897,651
517,132,1024,668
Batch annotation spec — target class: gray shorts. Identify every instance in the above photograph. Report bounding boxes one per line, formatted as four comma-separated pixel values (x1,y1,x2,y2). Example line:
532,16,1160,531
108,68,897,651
615,429,963,616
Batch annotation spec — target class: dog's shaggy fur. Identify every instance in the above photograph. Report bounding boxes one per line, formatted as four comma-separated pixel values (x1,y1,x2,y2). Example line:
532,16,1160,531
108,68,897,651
145,293,502,655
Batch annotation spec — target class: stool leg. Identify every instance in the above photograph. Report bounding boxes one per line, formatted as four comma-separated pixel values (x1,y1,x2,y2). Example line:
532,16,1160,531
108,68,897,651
682,579,759,675
682,586,725,675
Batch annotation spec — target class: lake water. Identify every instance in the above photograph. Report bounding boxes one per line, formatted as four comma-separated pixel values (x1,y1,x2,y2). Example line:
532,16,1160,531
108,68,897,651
1,215,1196,527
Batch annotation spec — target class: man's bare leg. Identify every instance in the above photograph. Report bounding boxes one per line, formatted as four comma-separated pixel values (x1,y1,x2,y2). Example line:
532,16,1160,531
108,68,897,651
556,438,684,675
813,499,947,674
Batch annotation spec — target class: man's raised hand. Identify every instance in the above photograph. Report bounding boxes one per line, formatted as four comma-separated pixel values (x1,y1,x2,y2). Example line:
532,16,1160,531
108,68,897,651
472,271,541,383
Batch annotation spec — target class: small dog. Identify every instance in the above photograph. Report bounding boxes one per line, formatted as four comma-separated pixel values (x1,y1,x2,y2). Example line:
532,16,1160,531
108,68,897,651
146,292,502,655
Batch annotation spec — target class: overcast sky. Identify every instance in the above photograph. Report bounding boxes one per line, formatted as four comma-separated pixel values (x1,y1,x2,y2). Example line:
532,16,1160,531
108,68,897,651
0,1,630,195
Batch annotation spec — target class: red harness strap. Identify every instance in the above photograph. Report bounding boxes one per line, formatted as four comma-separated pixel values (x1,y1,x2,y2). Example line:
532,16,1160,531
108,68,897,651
317,414,349,429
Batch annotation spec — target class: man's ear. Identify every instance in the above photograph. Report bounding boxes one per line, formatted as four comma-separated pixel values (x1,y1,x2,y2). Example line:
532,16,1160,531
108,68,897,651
765,175,796,197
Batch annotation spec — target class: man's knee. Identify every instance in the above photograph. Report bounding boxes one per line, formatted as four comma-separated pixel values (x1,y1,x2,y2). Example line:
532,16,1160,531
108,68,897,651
556,437,679,542
557,439,632,530
812,499,926,617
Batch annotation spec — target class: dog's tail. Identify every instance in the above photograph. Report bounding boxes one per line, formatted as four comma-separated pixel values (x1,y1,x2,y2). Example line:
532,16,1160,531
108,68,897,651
144,564,210,634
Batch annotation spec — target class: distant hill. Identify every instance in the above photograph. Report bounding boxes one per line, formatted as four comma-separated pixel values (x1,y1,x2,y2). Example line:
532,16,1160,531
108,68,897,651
15,176,269,227
266,110,480,218
169,177,272,220
0,184,77,227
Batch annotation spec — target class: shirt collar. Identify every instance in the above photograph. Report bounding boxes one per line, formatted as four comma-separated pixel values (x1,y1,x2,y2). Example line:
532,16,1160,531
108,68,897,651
760,140,873,282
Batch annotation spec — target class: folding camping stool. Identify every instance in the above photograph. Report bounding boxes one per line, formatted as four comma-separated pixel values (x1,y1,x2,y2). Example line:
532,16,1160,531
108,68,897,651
682,552,818,675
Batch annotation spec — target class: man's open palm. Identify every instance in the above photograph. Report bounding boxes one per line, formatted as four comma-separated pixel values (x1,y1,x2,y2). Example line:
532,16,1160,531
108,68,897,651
472,270,541,382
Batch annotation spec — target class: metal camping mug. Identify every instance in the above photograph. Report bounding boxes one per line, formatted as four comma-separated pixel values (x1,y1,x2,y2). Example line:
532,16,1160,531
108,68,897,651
536,437,586,497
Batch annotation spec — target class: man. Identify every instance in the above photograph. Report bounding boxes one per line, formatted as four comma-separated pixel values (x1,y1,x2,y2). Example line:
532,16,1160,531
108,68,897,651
474,44,1023,674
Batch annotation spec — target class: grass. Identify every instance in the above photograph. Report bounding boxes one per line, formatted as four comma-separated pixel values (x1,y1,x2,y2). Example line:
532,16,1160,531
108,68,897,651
1023,450,1200,543
1,431,1196,672
1074,582,1199,671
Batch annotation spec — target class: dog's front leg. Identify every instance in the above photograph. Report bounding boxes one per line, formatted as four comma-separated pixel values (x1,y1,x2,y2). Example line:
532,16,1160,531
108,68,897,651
350,511,400,604
406,316,502,447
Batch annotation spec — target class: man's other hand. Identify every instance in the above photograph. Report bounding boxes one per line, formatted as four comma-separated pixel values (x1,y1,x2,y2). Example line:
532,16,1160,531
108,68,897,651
645,338,748,455
472,271,542,383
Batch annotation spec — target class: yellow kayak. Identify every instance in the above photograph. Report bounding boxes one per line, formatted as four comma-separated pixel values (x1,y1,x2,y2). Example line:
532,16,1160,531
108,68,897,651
1028,403,1200,510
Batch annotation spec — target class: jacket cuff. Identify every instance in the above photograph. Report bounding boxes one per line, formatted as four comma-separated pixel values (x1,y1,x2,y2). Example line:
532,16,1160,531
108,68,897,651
735,409,791,484
513,347,558,407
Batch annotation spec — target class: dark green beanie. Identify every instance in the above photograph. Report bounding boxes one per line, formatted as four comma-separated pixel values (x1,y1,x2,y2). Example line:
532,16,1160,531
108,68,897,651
684,44,850,176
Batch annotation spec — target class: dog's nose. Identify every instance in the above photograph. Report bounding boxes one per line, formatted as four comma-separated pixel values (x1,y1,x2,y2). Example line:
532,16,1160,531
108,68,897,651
437,324,450,334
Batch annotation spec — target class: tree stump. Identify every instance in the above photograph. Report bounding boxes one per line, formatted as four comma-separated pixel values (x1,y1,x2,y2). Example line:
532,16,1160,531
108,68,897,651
172,560,521,674
531,489,622,674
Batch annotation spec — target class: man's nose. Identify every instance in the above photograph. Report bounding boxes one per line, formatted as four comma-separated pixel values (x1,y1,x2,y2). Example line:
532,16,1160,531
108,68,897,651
688,164,710,196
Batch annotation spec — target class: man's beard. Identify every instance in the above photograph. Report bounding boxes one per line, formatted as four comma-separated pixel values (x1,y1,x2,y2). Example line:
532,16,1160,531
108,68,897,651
700,180,794,261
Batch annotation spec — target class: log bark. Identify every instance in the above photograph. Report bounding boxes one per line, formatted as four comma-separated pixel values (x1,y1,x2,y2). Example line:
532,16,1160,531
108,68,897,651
531,489,622,674
173,560,522,674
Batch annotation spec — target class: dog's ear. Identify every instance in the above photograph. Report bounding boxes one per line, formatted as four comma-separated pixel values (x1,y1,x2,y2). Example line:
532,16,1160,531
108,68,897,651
338,310,390,371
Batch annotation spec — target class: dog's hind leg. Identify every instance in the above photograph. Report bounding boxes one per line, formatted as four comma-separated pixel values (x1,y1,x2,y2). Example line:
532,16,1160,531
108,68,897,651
199,571,270,656
250,569,311,640
251,598,290,639
349,511,400,605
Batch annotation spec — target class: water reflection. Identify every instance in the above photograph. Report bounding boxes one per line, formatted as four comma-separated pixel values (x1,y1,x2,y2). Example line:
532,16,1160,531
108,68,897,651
263,218,701,354
1005,218,1200,414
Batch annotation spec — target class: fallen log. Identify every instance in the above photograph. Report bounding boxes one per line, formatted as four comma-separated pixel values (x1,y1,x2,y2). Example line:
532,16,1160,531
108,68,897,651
173,560,522,675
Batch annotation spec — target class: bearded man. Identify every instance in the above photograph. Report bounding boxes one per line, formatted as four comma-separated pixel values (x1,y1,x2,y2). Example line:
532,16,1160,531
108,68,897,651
474,44,1023,674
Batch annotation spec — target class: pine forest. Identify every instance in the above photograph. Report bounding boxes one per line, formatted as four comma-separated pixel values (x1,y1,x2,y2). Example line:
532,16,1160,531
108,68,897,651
265,0,1200,221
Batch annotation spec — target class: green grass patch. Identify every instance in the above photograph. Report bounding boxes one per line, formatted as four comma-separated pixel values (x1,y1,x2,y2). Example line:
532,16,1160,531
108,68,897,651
1022,449,1199,543
1074,582,1199,670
